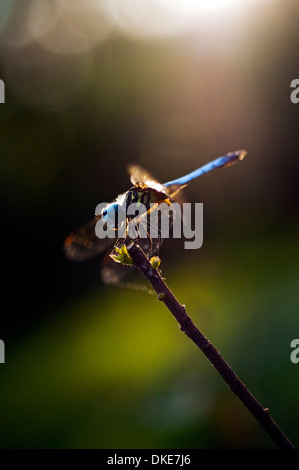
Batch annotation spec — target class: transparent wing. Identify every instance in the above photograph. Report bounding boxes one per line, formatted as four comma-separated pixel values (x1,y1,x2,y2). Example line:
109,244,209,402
100,253,134,285
64,192,129,262
64,216,115,261
127,164,168,194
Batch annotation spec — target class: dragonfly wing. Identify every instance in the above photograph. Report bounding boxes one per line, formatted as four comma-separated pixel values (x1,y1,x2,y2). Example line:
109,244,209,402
64,216,115,261
127,164,168,194
100,253,134,285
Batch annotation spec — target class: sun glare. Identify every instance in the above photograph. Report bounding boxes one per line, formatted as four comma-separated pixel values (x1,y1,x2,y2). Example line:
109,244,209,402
101,0,271,38
166,0,236,13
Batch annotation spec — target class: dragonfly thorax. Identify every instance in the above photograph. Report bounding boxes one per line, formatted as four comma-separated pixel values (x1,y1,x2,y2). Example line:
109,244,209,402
126,187,168,212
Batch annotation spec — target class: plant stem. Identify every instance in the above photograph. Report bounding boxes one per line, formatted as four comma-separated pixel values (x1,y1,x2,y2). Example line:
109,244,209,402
128,244,295,449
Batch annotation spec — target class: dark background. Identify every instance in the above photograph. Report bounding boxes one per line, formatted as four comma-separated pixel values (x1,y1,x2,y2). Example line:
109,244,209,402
0,0,298,448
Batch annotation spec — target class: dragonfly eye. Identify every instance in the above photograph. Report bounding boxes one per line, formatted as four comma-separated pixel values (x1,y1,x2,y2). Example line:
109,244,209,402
102,204,118,223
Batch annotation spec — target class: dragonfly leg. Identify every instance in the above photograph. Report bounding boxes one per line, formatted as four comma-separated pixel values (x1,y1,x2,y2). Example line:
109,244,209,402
114,219,130,249
157,227,162,259
145,218,161,259
132,220,141,249
146,224,153,259
114,238,122,249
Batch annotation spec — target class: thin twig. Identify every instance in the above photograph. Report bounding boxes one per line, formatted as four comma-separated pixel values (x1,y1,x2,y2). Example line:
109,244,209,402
128,244,295,449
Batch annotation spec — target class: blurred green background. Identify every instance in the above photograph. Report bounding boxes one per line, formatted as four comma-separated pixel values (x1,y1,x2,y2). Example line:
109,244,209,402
0,0,298,449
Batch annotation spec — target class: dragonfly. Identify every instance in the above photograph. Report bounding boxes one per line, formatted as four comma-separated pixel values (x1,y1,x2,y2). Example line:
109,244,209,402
64,150,247,284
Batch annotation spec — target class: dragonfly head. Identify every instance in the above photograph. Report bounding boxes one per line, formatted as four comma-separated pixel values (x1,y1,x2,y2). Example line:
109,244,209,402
101,202,125,230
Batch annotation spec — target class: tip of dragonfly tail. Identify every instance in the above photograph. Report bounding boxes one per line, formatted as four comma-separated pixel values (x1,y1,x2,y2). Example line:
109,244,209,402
223,150,247,166
222,150,247,168
234,149,247,160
